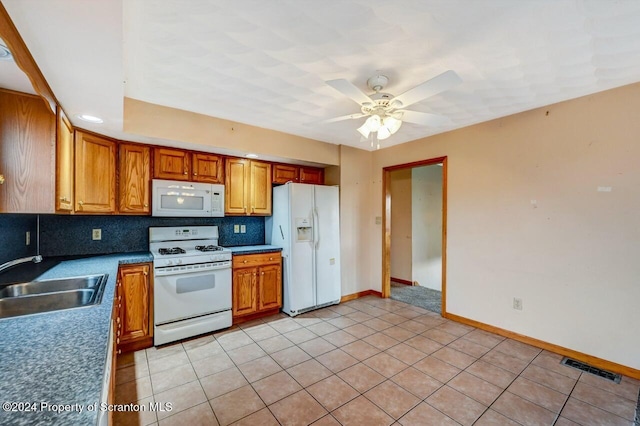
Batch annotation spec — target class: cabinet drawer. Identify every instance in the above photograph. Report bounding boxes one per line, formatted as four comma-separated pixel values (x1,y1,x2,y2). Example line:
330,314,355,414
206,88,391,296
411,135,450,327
233,252,281,268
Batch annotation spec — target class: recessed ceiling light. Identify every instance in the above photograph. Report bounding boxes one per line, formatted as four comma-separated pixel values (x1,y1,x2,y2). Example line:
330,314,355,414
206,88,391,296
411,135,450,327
246,153,259,159
0,44,12,61
76,114,104,124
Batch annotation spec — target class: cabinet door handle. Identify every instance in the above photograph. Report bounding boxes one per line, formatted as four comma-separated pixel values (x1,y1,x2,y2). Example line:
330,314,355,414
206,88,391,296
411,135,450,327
184,170,188,175
117,349,121,355
193,172,198,176
144,203,148,207
252,206,255,213
261,272,264,275
243,260,248,263
116,317,120,324
0,174,4,185
78,200,84,206
116,337,120,344
269,257,273,261
143,271,148,276
243,206,247,213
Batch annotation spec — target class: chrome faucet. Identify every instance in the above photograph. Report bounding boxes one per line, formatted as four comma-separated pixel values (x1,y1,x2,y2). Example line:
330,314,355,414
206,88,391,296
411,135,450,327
0,255,43,274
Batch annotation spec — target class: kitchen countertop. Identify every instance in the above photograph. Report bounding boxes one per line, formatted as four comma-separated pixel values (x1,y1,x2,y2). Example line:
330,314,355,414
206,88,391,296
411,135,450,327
0,252,153,426
228,245,283,255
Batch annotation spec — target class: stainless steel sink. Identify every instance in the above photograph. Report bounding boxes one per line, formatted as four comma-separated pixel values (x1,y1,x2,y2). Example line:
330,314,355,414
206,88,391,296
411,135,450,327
0,274,108,319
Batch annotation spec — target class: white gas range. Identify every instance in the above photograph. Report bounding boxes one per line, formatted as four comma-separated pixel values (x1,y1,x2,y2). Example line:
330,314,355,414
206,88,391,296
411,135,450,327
149,226,232,346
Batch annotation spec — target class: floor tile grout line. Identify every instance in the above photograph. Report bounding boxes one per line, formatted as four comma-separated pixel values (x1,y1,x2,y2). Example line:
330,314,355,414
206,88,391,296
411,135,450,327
550,371,581,426
475,348,555,425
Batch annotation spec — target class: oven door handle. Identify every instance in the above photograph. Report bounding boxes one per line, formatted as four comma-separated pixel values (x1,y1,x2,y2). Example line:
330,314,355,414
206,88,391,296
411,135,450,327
153,262,231,276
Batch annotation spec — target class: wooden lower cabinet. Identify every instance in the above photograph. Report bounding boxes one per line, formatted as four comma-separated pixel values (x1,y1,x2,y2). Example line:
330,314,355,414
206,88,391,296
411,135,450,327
116,263,154,353
232,252,282,322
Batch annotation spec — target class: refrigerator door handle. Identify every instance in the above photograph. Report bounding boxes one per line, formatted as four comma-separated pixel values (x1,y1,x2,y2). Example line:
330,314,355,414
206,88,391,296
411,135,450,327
314,208,320,249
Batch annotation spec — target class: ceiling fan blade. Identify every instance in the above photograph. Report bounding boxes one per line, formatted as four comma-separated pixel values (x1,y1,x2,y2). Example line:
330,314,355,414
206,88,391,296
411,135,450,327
399,110,449,127
390,70,462,109
326,79,373,106
322,112,367,123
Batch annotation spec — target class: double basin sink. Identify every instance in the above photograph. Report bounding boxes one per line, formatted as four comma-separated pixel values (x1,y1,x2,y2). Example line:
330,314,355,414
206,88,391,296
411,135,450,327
0,274,108,319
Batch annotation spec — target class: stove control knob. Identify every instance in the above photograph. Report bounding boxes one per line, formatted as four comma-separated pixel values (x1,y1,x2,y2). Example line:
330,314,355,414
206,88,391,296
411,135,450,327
176,259,183,265
166,260,173,266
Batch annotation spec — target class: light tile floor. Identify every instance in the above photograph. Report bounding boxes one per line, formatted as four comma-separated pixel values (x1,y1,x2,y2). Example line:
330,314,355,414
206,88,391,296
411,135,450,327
114,296,640,426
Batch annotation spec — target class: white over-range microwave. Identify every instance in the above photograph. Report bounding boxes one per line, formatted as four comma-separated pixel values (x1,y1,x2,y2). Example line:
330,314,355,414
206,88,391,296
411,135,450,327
152,179,224,217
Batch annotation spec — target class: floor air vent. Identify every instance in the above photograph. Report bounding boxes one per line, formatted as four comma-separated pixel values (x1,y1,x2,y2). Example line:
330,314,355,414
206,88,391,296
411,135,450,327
560,357,622,383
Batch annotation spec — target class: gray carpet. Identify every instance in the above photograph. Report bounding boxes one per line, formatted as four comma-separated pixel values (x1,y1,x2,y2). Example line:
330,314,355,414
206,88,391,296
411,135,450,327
390,283,442,314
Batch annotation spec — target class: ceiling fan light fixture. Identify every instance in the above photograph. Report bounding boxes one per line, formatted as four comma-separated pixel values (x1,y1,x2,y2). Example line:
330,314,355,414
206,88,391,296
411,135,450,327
383,116,402,134
364,115,381,132
377,126,391,140
357,123,371,138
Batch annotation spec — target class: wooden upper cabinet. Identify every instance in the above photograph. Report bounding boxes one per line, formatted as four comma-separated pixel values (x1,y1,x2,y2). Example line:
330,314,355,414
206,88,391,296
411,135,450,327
55,107,74,212
153,147,224,183
0,89,55,213
250,161,271,215
272,164,324,186
153,147,190,181
75,131,116,213
225,159,271,216
299,166,324,185
225,158,250,215
192,152,223,183
119,143,150,214
272,164,299,184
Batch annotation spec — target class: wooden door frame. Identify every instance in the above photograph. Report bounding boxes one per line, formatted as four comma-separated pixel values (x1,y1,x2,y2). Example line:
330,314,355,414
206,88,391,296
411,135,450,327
382,156,448,316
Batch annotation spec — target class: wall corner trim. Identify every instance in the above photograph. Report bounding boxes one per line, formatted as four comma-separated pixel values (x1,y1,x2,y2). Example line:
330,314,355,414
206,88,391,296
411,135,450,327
341,290,382,303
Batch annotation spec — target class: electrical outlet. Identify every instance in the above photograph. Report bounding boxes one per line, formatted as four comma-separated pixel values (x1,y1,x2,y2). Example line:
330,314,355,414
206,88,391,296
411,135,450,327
513,297,523,311
26,231,30,246
234,225,240,233
92,229,102,241
240,225,246,234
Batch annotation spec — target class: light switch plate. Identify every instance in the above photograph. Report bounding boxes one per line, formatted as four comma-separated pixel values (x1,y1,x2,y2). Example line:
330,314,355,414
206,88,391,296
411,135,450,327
92,229,102,240
240,225,246,233
233,225,240,233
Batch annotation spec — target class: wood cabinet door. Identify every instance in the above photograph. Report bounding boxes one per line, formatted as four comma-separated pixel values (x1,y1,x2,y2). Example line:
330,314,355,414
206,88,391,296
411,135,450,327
55,107,74,212
75,131,116,213
0,90,55,213
119,143,150,214
258,263,282,311
153,147,190,181
193,153,224,183
233,267,257,317
118,263,153,350
299,167,324,185
249,161,272,215
225,158,249,214
272,164,299,184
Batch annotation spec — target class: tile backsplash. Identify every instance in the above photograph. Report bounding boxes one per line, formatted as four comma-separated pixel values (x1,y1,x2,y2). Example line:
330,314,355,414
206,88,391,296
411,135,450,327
0,214,265,260
0,214,38,264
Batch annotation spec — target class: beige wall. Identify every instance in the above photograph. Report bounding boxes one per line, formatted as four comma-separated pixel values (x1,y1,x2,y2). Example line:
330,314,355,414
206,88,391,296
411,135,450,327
369,82,640,370
338,145,374,296
124,97,340,166
390,169,412,281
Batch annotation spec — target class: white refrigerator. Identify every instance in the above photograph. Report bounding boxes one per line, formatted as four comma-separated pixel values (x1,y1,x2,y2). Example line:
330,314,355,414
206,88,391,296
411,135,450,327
266,183,341,316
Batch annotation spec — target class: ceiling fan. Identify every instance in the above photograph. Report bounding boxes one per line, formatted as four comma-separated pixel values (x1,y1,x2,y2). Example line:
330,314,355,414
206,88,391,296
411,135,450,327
325,70,462,148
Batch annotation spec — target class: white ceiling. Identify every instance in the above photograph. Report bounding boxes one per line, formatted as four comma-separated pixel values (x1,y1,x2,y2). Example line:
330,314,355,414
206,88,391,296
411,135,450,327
4,0,640,153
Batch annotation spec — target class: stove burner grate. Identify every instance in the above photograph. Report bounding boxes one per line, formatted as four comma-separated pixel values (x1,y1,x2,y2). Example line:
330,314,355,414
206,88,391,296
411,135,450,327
158,247,186,255
195,245,223,252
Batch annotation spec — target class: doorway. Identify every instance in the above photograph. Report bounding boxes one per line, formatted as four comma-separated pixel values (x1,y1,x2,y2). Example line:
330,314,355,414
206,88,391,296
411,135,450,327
382,157,447,315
